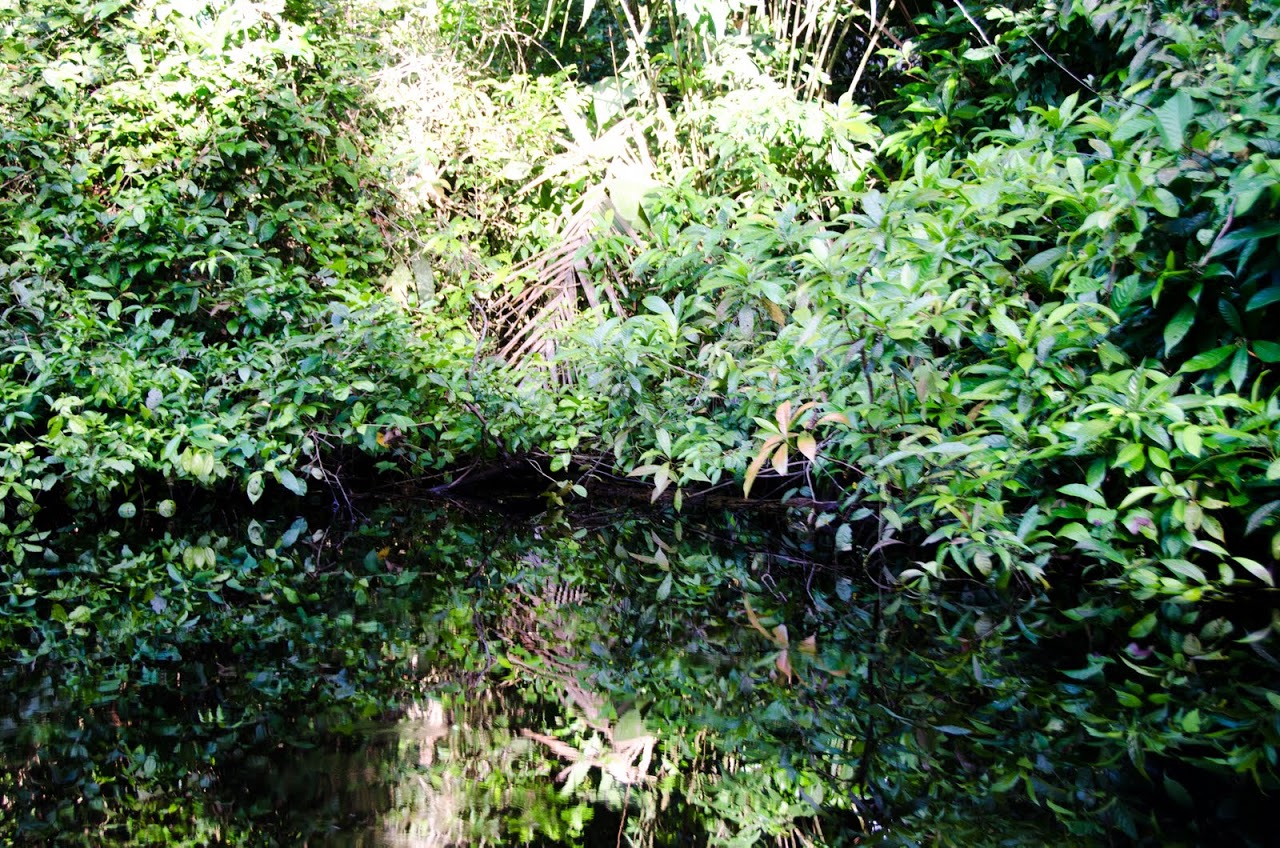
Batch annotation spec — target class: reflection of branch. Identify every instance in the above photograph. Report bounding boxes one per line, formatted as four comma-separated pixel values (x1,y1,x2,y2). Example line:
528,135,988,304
520,728,657,786
521,728,584,762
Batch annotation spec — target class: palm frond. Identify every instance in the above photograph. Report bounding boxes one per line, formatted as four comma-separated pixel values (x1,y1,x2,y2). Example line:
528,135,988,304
487,186,630,379
487,117,658,380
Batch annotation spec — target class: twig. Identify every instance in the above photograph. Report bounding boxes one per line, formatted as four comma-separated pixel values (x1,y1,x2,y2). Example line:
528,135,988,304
847,0,897,98
951,0,1003,65
1197,198,1236,268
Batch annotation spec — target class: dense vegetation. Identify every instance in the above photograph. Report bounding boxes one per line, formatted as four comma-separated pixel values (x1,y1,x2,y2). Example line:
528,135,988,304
2,0,1279,843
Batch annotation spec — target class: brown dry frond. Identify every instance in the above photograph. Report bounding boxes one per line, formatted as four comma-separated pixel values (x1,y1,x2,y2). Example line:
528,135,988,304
486,185,632,379
487,115,658,379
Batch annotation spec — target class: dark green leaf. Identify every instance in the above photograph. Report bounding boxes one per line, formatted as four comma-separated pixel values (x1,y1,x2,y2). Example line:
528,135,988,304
1246,286,1280,312
1163,303,1196,355
1252,341,1280,363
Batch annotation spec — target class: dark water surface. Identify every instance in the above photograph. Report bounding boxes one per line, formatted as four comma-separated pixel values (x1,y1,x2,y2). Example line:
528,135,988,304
0,499,1268,845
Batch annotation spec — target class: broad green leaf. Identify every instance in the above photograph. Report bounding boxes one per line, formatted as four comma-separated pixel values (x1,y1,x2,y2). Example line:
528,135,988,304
643,295,674,319
1062,661,1106,680
1218,300,1244,334
1163,559,1208,584
1149,187,1180,217
1164,775,1194,808
1021,247,1067,280
1163,303,1196,354
278,469,307,496
1066,157,1085,193
1153,91,1194,152
1246,286,1280,312
1234,556,1274,587
1246,500,1280,536
1229,346,1249,390
1114,442,1145,469
1177,426,1202,458
990,307,1023,342
656,573,672,602
935,725,972,736
1129,613,1158,638
1058,483,1106,507
1253,340,1280,363
835,523,853,552
1178,345,1234,373
246,472,265,504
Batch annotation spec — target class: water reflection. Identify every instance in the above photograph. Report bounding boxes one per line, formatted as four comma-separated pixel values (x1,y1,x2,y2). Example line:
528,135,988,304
0,501,1266,845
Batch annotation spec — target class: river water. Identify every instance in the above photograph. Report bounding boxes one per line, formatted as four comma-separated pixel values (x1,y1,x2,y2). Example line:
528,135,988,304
0,498,1266,845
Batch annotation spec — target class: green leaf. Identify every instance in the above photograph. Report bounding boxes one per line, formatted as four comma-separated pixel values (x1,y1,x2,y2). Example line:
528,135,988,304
1178,345,1234,373
1246,501,1280,536
656,573,672,602
643,295,673,318
1163,559,1208,584
935,725,972,736
1218,300,1244,334
246,472,265,504
1129,613,1158,638
1246,286,1280,312
1063,661,1106,680
1163,303,1196,355
1229,346,1250,390
1149,187,1180,217
278,469,308,496
1066,157,1085,193
1253,341,1280,363
990,307,1023,342
1234,556,1274,587
835,523,853,552
1164,774,1194,808
1058,483,1106,507
1153,91,1194,152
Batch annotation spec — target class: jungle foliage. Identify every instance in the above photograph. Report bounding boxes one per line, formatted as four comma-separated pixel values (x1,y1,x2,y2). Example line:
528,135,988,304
2,0,1280,843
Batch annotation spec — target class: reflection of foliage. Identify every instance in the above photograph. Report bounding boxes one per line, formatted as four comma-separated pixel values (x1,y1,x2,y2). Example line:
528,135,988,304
2,501,1276,844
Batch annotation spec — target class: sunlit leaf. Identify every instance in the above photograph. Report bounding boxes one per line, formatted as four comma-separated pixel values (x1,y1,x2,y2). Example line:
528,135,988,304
775,649,793,682
774,401,792,432
771,442,789,476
